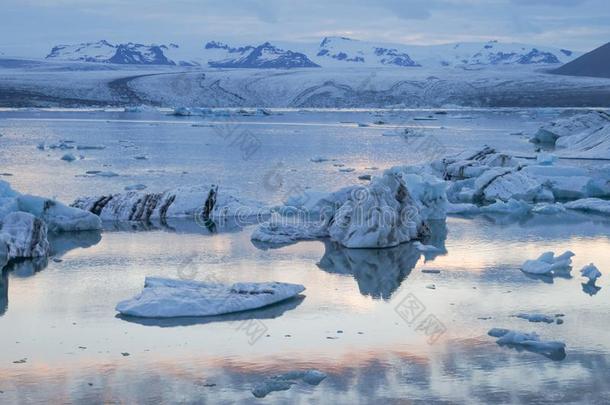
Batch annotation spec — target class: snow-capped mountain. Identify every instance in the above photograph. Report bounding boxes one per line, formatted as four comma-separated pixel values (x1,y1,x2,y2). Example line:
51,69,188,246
45,41,198,66
314,37,420,67
204,42,319,68
46,40,117,63
305,37,579,68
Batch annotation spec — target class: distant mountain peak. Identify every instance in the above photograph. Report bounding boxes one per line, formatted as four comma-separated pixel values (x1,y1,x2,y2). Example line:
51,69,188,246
553,42,610,79
206,41,320,69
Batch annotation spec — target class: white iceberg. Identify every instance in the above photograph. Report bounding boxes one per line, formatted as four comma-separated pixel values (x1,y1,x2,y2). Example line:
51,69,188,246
116,277,305,318
488,328,566,358
252,370,326,398
513,313,562,324
253,169,447,249
0,212,50,259
580,263,601,282
72,185,269,222
521,251,574,275
564,198,610,215
531,110,610,159
17,195,101,232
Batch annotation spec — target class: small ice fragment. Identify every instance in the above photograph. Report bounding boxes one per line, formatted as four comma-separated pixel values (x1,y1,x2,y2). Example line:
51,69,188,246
488,328,566,359
76,145,105,150
536,153,557,166
339,168,355,173
513,313,555,324
310,156,329,163
134,155,148,160
413,241,440,252
124,184,147,191
61,153,76,162
422,269,441,274
358,174,372,181
580,263,601,282
426,284,436,290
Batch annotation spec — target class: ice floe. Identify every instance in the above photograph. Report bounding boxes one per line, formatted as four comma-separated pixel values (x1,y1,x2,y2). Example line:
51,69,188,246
488,328,566,360
513,313,564,324
531,110,610,159
580,263,601,282
564,198,610,216
252,370,327,398
72,185,269,223
521,251,574,275
115,277,305,318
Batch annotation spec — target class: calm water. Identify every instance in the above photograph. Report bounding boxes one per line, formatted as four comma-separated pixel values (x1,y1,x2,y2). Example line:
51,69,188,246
1,109,609,403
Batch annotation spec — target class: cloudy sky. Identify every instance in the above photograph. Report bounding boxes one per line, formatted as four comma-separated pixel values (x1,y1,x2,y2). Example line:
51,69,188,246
1,0,608,56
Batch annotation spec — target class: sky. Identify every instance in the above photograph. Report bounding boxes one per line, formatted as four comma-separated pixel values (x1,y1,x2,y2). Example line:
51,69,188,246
1,0,609,57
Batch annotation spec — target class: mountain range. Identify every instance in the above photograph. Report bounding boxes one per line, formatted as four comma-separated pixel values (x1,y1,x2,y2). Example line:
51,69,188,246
552,42,610,79
42,37,581,69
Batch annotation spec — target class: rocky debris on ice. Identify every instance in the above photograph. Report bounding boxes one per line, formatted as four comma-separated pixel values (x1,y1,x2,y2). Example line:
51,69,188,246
488,328,566,359
580,263,601,282
253,169,447,248
564,198,610,215
531,110,610,159
513,313,564,324
252,370,326,398
72,185,269,223
115,277,305,318
0,212,50,259
521,251,574,275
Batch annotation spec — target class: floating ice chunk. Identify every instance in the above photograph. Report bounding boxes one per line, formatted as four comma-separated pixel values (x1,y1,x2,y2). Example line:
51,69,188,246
513,313,557,324
488,328,566,359
413,241,440,252
532,203,566,215
521,251,574,275
76,145,105,150
310,156,330,163
446,202,480,215
61,153,76,162
172,107,193,116
124,184,147,191
0,212,49,259
252,370,326,398
580,263,601,282
358,174,372,181
17,195,101,232
480,199,532,215
73,185,268,222
338,168,355,173
254,168,446,249
536,153,557,166
116,277,305,318
564,198,610,215
532,111,610,159
95,171,119,177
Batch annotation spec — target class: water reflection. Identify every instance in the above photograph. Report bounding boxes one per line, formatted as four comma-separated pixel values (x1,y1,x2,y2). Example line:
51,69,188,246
100,216,264,235
0,230,102,317
117,295,305,327
317,241,421,300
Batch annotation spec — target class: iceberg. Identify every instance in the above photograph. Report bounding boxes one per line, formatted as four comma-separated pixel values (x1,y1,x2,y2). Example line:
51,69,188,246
488,328,566,360
0,212,50,259
253,169,447,248
72,185,269,223
17,195,101,232
564,198,610,216
580,263,601,282
252,370,326,398
521,251,574,275
513,313,563,324
116,277,305,318
531,110,610,159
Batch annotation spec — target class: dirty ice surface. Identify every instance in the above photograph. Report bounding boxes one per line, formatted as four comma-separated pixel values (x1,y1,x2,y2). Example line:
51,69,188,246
1,108,610,403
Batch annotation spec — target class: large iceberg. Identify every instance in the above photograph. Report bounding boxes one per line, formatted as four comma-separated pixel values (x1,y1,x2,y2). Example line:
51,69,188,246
1,180,100,262
0,212,50,259
253,170,447,248
116,277,305,318
72,185,269,224
531,110,610,159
